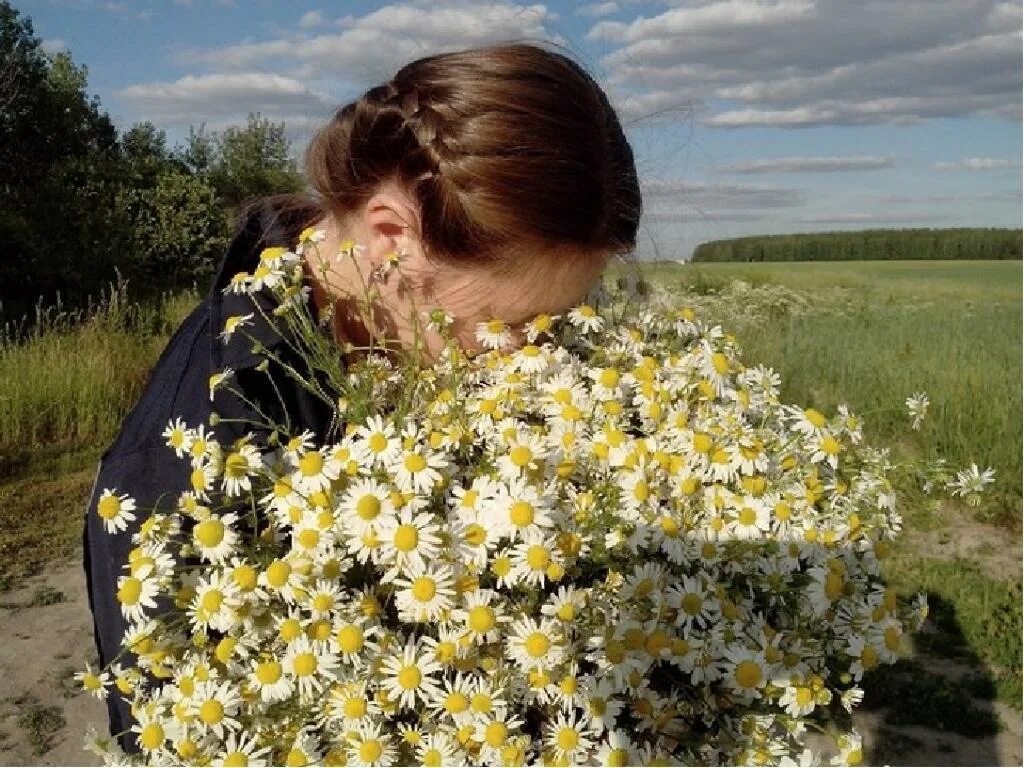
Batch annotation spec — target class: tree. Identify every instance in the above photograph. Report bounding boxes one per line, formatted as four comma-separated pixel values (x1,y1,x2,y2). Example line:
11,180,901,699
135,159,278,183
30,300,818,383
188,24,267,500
181,113,304,214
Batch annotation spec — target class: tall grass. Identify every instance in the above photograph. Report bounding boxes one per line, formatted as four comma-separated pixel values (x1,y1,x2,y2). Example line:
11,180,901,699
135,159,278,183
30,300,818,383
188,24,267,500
0,280,200,467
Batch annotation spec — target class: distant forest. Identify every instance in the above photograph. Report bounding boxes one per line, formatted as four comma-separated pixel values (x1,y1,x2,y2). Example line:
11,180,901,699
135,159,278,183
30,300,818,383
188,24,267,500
691,228,1022,262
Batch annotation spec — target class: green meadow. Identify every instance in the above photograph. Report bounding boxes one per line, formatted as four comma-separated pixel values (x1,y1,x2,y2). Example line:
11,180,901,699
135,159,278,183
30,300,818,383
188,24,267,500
0,258,1020,763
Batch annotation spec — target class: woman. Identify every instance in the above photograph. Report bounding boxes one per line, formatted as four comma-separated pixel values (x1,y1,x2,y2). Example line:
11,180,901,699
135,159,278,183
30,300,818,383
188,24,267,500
83,40,642,752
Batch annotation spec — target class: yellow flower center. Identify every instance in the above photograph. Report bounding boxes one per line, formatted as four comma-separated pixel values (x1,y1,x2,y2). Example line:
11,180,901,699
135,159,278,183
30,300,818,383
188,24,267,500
117,577,142,605
266,560,290,588
398,665,421,689
97,496,121,520
412,577,436,602
256,661,282,684
293,652,317,677
445,691,469,713
510,445,533,467
299,452,324,477
199,699,224,724
524,632,550,658
195,519,224,548
557,728,579,752
735,660,763,689
139,723,164,750
224,452,249,478
393,524,419,552
337,625,364,654
509,501,534,527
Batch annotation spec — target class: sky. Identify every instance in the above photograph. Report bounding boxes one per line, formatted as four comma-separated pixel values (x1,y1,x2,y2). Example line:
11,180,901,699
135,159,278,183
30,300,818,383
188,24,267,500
20,0,1024,261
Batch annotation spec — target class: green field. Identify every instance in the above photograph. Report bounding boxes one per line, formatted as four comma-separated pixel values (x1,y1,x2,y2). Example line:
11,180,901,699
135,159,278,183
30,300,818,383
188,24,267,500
0,259,1021,762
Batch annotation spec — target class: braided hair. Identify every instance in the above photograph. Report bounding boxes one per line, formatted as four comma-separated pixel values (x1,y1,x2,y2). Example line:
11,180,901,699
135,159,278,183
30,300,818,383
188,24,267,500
266,42,642,268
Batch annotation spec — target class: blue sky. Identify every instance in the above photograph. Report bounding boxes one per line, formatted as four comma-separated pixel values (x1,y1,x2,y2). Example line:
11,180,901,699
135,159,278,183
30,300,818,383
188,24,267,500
22,0,1023,260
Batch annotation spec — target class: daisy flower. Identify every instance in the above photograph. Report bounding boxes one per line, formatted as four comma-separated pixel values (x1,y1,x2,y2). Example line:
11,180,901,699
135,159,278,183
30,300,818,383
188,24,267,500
338,477,395,533
283,634,340,700
353,414,402,467
567,304,604,334
482,477,555,543
191,511,241,563
190,679,242,740
218,312,254,344
509,529,562,588
329,679,382,728
414,731,462,767
188,570,242,633
393,560,457,623
346,722,399,767
429,671,476,726
74,663,112,701
94,489,137,534
494,429,549,480
524,312,559,343
115,572,160,623
377,507,443,578
290,445,342,495
778,680,817,718
452,589,509,646
593,730,638,768
579,676,625,732
215,732,273,767
505,616,563,672
725,496,771,540
380,638,444,711
390,445,447,495
220,441,262,497
208,367,234,401
722,644,770,700
246,654,294,704
162,417,192,458
331,615,381,668
475,318,512,350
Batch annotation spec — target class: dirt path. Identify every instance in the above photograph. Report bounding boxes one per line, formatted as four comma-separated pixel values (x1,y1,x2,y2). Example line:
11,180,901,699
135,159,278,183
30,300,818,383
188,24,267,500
0,557,1019,766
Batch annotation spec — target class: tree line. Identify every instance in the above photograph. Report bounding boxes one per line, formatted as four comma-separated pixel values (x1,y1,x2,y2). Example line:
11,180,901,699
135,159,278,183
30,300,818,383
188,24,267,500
691,228,1022,262
0,2,306,320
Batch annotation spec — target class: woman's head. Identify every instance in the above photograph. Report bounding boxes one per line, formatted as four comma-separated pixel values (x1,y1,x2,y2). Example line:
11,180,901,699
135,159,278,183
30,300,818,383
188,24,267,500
300,41,643,358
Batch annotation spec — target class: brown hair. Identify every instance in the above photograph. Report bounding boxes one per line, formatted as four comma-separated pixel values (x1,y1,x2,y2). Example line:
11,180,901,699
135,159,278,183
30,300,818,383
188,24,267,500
249,41,642,268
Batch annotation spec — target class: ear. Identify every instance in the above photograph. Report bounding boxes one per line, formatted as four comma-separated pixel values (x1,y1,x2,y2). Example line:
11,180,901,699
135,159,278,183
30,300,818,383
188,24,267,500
362,188,423,262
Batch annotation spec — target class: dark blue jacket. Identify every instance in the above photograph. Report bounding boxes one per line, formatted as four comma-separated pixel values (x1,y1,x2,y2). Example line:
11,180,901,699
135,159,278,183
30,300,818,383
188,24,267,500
82,199,333,753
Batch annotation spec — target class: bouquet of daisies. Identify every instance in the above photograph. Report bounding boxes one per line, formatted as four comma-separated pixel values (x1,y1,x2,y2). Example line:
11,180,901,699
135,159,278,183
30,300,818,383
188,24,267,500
77,229,994,766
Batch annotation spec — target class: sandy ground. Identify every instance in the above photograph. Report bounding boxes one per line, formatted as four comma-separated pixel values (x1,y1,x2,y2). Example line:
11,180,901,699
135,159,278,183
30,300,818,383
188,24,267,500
0,557,1020,767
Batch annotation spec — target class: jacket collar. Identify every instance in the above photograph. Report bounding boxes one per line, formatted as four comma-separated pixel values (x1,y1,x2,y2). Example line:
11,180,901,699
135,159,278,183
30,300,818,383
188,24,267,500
208,210,297,373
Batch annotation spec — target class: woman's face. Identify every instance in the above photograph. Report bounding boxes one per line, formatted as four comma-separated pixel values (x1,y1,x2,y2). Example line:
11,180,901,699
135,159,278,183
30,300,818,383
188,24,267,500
303,187,610,362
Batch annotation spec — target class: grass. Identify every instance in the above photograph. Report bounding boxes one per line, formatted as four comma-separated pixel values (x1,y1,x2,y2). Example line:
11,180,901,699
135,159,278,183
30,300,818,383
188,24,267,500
0,280,200,463
12,694,66,756
0,282,199,589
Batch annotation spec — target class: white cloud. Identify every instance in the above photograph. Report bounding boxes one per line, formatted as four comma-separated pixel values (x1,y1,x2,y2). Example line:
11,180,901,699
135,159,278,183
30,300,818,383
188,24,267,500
589,0,1022,128
721,155,896,173
794,211,948,224
117,73,335,124
299,10,325,29
933,157,1022,171
641,179,806,209
40,38,67,55
173,2,565,83
576,1,620,17
644,209,766,223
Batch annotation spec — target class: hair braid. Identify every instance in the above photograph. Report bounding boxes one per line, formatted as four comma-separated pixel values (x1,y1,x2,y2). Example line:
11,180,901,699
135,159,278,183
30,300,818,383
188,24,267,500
301,42,643,266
